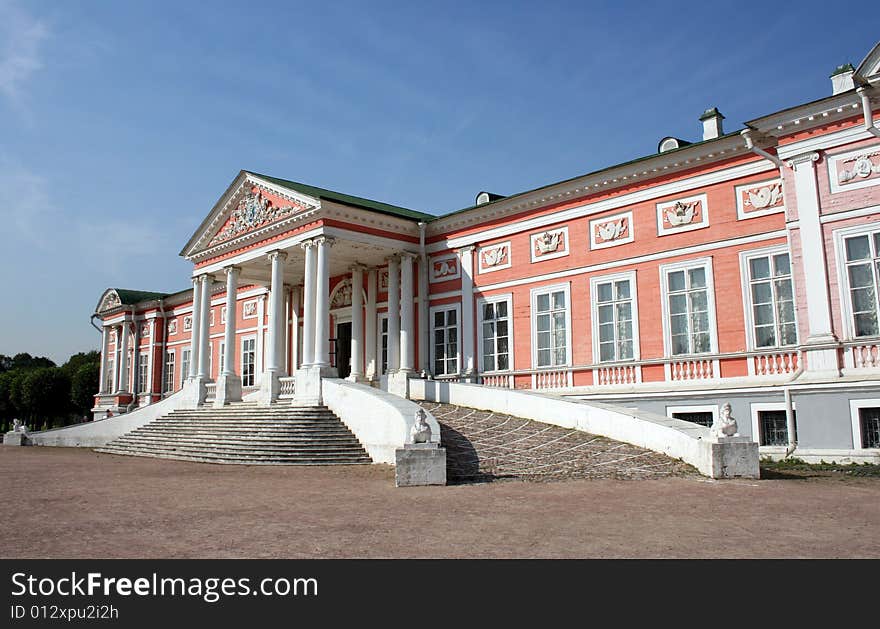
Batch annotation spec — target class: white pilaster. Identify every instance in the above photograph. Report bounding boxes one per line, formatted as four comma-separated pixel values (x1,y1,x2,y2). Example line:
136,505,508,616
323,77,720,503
365,268,378,380
387,256,401,373
301,240,317,367
131,321,140,400
787,151,839,378
99,326,111,393
459,245,476,379
111,327,120,393
290,286,301,371
349,265,365,380
117,320,131,394
313,237,333,369
188,277,201,379
399,252,416,373
418,256,429,373
260,251,287,405
197,275,212,379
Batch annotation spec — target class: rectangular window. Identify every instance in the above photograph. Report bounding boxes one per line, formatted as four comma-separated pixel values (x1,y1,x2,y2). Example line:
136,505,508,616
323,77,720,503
137,353,149,394
431,306,459,376
163,350,175,393
746,252,797,348
180,349,191,387
106,359,115,391
219,341,225,375
479,297,512,372
532,284,571,368
859,407,880,448
593,275,636,362
662,261,715,356
241,338,256,387
379,315,389,376
758,410,796,446
672,411,714,427
843,232,880,337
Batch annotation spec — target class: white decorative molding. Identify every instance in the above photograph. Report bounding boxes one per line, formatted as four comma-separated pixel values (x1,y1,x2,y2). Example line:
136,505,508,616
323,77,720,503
656,193,709,236
98,291,121,313
242,300,258,319
183,315,193,332
167,319,178,336
735,179,785,220
208,188,310,247
827,144,880,194
429,254,460,283
590,211,634,249
529,226,569,262
330,278,353,309
477,242,511,273
379,268,389,291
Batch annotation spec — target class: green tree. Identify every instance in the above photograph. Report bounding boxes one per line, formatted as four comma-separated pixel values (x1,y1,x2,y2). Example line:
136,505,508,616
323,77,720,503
70,362,100,416
21,368,71,429
11,353,55,371
62,351,100,378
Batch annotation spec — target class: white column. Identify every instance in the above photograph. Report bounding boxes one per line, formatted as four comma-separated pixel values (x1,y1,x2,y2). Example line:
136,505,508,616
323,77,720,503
290,286,301,371
399,252,416,372
418,256,429,373
111,327,120,393
459,245,476,377
313,237,333,368
301,240,317,367
350,265,365,379
266,251,287,374
118,320,131,393
197,275,212,379
147,319,156,398
99,326,111,393
387,256,401,372
188,277,201,379
131,322,141,399
222,266,239,376
365,268,378,380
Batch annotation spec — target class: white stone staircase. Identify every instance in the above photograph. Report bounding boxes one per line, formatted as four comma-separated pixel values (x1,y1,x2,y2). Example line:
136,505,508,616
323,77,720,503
94,402,372,465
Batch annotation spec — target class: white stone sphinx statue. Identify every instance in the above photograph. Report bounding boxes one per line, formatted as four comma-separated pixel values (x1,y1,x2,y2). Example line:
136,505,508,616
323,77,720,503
712,403,739,438
410,408,432,443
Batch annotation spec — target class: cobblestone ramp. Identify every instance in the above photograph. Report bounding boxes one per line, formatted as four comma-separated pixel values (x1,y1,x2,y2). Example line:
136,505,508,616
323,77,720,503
418,401,696,483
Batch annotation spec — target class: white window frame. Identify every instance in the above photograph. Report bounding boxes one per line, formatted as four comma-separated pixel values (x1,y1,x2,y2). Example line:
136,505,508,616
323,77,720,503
666,404,719,426
590,271,640,364
477,241,512,274
180,348,191,387
530,282,573,369
106,358,115,391
137,352,149,394
749,402,796,449
739,245,799,351
241,336,257,388
163,349,175,394
377,313,389,376
833,221,880,341
849,398,880,449
529,226,569,263
656,193,709,236
430,303,462,376
658,257,718,357
477,293,514,373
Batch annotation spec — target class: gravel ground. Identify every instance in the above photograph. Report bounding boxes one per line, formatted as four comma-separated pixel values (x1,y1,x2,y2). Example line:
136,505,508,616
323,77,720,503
2,446,879,558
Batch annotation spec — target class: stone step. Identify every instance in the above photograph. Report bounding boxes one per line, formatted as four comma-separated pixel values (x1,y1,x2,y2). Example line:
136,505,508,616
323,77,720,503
104,441,370,457
94,448,371,466
134,426,355,436
117,434,364,447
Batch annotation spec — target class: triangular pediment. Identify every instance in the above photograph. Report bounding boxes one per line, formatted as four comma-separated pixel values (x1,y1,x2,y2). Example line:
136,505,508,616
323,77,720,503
96,289,122,314
181,171,322,260
856,41,880,81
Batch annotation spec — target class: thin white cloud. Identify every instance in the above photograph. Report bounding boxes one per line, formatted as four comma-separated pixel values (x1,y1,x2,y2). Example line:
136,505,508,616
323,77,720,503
0,0,50,103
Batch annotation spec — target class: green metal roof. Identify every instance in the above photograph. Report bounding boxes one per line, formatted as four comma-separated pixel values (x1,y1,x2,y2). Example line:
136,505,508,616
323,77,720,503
250,172,436,222
114,289,169,305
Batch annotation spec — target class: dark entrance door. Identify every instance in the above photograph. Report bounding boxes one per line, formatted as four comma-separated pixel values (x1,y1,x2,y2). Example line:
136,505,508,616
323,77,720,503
336,322,352,378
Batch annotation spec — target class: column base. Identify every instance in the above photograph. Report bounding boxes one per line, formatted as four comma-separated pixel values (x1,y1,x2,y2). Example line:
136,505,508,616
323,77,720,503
214,373,243,407
292,366,334,406
387,370,416,399
181,376,210,409
258,370,283,406
346,373,370,384
798,339,841,380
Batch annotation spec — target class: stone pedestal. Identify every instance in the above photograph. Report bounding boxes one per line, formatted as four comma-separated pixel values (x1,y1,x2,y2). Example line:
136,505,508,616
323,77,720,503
214,373,243,408
387,371,414,399
258,370,282,406
3,432,30,446
181,376,209,409
292,365,336,406
707,435,759,479
395,444,446,487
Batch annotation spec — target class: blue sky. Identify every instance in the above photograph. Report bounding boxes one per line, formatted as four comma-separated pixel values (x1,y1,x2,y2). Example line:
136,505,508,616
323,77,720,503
0,0,876,363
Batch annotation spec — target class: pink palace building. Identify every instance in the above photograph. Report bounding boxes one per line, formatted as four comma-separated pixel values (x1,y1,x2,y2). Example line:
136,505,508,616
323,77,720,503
91,42,880,463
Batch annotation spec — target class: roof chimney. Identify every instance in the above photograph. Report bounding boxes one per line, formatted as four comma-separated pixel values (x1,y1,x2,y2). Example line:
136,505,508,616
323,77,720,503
699,107,725,141
831,63,855,94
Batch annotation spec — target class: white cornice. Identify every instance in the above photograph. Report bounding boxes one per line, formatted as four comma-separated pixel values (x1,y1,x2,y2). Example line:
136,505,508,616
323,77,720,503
425,134,749,237
747,90,878,138
776,125,879,160
426,159,775,252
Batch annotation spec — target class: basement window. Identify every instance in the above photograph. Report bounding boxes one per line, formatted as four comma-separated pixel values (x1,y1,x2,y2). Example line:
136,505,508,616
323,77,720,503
758,410,797,446
859,408,880,448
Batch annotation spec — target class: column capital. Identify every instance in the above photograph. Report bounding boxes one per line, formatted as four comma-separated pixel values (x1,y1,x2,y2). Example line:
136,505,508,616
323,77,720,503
399,251,418,261
458,245,476,255
349,263,367,273
313,236,335,248
267,250,288,263
386,253,401,265
786,151,820,169
299,239,315,250
223,265,241,276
